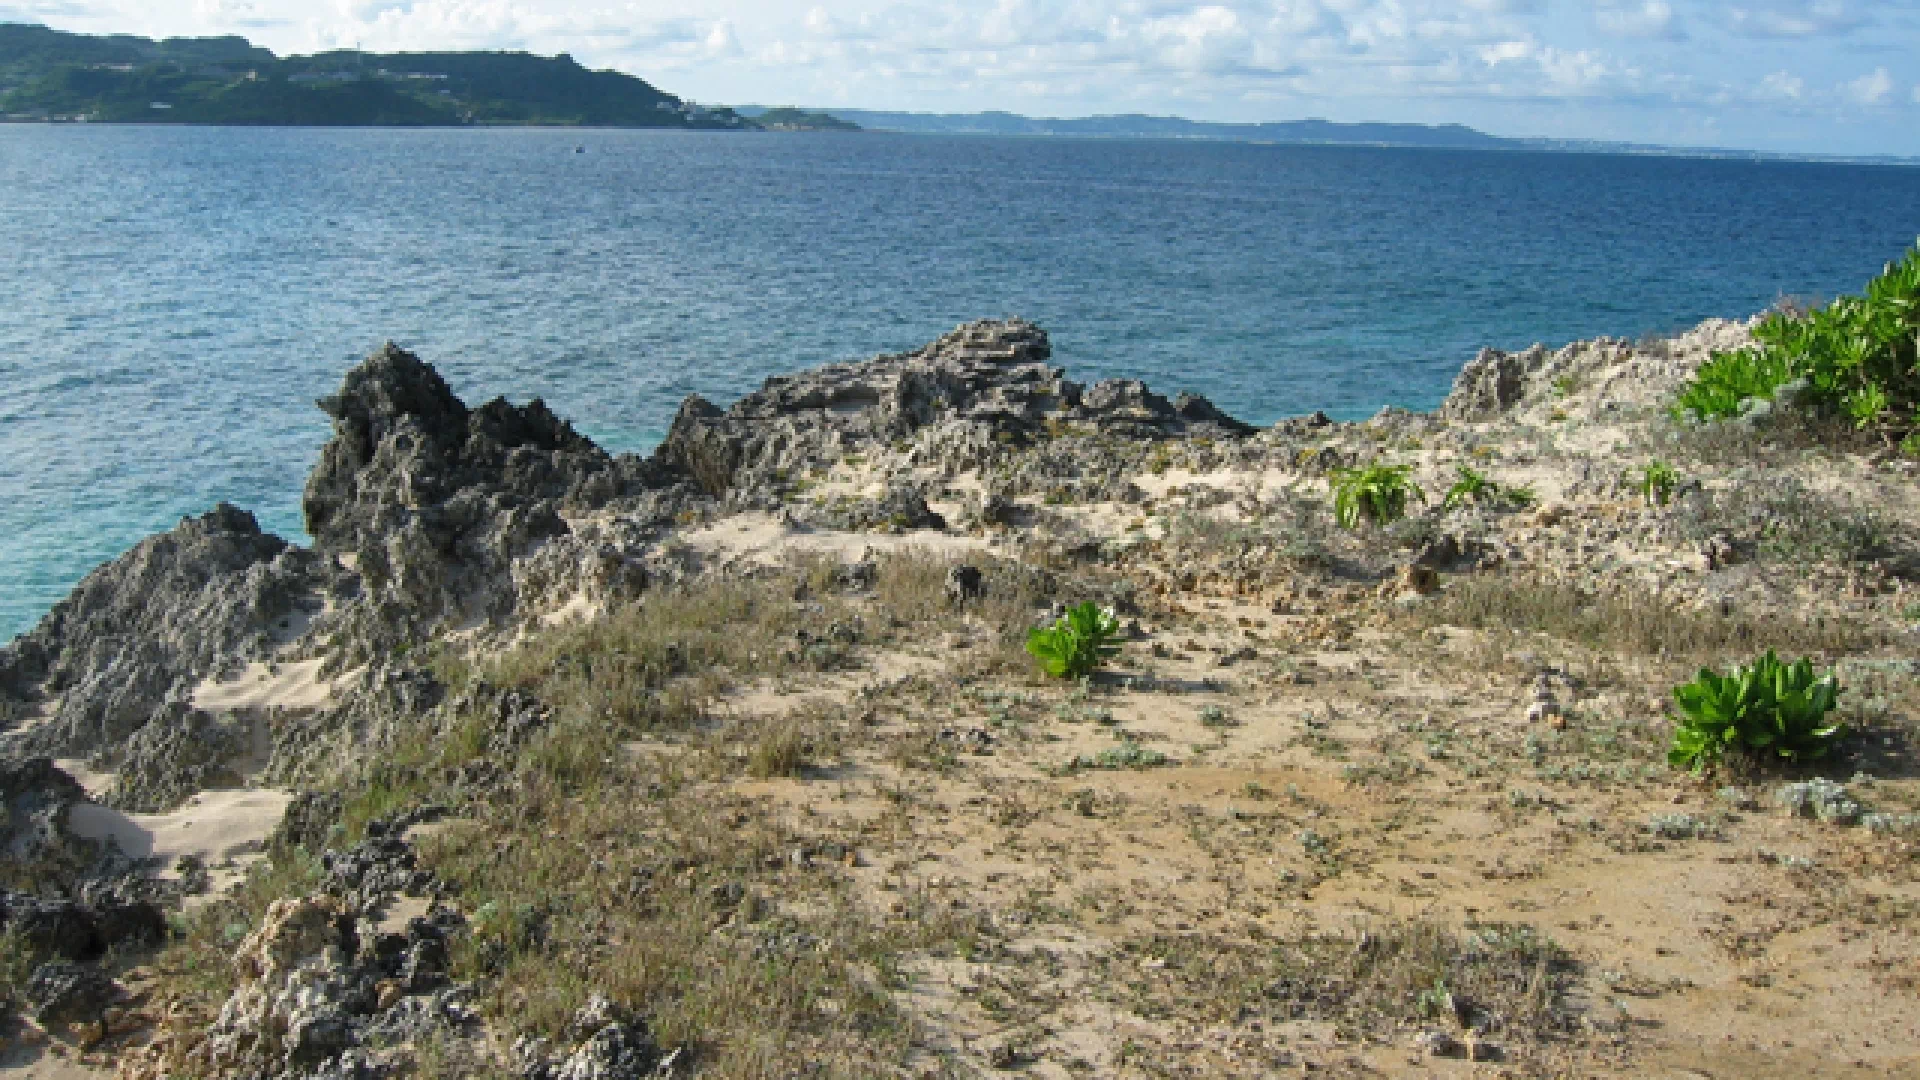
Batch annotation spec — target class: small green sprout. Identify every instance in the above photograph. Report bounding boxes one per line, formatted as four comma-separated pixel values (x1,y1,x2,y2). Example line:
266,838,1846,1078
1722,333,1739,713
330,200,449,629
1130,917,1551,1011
1636,460,1679,507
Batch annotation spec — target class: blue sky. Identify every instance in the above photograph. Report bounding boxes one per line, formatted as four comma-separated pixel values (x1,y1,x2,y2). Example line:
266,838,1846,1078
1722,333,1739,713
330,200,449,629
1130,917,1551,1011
3,1,1916,155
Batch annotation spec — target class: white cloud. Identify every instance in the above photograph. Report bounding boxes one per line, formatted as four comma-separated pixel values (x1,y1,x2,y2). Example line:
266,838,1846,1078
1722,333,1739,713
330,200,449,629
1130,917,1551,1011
1480,38,1534,65
1845,66,1892,105
1538,47,1610,91
1759,69,1804,100
1595,0,1679,39
1723,0,1865,39
11,0,1920,153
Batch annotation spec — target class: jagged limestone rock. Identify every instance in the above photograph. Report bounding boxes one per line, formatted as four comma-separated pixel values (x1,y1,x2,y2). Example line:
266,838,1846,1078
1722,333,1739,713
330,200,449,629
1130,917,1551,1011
1,504,322,763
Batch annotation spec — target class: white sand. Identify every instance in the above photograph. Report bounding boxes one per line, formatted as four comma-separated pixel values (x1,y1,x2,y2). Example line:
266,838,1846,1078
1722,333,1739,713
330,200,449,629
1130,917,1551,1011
66,788,293,898
680,511,995,567
190,657,337,713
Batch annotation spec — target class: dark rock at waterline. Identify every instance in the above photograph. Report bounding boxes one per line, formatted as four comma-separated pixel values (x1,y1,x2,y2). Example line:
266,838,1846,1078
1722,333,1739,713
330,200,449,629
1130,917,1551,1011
0,504,323,763
302,343,670,651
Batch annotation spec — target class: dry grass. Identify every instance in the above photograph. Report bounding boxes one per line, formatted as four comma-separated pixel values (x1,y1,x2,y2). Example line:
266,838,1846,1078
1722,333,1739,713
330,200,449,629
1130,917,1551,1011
1128,918,1580,1047
1419,573,1886,670
414,707,983,1076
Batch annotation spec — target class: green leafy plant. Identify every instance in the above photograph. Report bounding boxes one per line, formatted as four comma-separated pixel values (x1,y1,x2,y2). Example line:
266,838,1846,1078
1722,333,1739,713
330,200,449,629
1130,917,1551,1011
1675,241,1920,425
1673,345,1798,421
1668,651,1845,773
1330,463,1424,528
1026,602,1122,680
1637,460,1679,507
1441,466,1492,511
1442,465,1534,512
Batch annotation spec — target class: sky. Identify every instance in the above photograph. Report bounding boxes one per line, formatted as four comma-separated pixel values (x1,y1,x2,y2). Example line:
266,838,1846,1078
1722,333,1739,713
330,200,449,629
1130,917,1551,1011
3,1,1917,156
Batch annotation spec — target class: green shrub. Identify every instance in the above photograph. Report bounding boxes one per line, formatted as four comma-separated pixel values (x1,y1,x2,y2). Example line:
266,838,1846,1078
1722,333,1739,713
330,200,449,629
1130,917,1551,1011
1668,651,1845,773
1441,466,1492,511
1675,241,1920,425
1026,602,1121,680
1330,464,1424,529
1442,465,1533,512
1674,346,1797,421
1636,460,1679,507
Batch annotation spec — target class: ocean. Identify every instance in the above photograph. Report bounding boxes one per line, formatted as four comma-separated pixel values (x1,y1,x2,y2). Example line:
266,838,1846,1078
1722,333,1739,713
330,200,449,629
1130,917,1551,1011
2,125,1918,640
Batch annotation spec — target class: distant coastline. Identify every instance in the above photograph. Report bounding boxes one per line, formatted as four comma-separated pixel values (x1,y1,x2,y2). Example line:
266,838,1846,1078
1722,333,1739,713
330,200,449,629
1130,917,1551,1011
732,105,1920,167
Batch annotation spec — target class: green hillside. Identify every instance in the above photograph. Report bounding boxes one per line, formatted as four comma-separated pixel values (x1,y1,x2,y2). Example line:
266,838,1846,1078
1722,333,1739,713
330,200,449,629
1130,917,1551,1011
0,23,749,128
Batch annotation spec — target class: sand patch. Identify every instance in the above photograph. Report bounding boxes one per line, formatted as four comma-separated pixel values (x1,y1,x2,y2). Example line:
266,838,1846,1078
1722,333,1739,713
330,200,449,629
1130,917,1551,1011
680,512,996,567
67,787,293,900
190,657,337,714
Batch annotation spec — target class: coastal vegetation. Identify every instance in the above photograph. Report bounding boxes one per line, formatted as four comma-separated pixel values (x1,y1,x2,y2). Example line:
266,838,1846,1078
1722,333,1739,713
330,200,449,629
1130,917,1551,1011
1676,239,1920,430
1025,601,1123,679
1667,652,1847,773
1328,462,1423,527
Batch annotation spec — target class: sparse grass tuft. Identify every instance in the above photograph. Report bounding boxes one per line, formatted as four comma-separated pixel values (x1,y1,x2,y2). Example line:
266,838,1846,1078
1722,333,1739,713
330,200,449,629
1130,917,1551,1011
1134,918,1579,1045
1420,574,1884,668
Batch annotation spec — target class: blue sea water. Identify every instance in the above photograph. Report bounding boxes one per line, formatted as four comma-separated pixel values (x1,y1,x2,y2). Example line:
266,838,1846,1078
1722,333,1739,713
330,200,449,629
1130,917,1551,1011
2,126,1919,640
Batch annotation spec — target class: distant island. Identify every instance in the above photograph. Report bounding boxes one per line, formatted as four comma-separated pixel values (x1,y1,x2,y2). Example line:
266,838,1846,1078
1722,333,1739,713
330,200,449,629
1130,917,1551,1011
736,106,861,132
0,23,749,128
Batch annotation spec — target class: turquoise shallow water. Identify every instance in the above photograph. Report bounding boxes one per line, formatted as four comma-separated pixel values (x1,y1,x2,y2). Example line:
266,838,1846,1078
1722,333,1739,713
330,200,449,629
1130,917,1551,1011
3,126,1919,640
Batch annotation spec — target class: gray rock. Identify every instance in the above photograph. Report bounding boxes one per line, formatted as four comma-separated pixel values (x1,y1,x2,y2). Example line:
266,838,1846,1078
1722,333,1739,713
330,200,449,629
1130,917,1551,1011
945,565,986,605
1438,344,1548,421
272,790,347,853
0,758,95,886
106,697,246,813
24,962,118,1028
818,483,947,534
301,343,664,662
657,320,1249,500
1,503,323,764
552,996,662,1080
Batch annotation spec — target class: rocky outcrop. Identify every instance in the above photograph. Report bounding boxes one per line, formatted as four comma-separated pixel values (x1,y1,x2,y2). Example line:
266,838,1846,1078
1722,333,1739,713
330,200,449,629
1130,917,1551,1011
0,504,323,763
2,322,1257,837
107,699,251,813
2,757,90,879
129,820,484,1080
301,344,667,660
1438,319,1755,422
657,320,1251,500
266,666,446,787
515,995,671,1080
1438,344,1551,421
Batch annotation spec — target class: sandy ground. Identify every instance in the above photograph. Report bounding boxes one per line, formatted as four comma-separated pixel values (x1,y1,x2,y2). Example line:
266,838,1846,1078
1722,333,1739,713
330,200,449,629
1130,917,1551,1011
66,788,293,898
